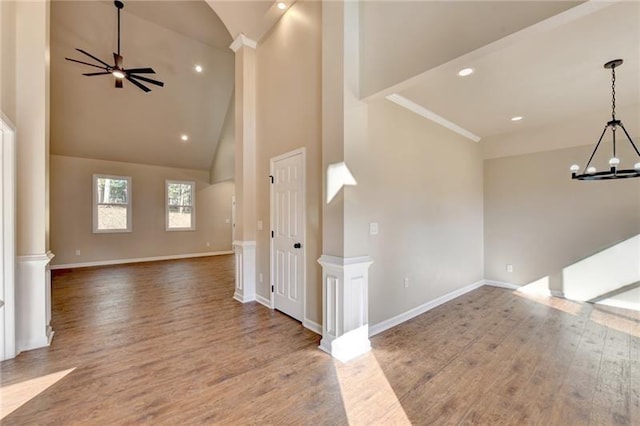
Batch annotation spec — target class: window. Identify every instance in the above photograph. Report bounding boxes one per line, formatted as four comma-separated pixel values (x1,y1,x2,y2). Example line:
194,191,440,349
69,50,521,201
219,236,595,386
93,174,132,233
166,180,195,231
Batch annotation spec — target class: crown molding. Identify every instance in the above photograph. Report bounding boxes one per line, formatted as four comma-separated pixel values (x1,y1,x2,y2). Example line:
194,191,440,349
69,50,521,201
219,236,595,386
230,34,257,52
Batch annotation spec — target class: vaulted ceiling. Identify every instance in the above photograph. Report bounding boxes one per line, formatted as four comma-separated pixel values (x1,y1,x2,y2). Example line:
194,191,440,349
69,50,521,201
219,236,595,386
51,1,640,169
50,0,234,171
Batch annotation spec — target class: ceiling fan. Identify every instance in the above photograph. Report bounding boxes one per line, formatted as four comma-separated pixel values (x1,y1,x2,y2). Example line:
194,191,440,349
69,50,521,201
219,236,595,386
65,0,164,93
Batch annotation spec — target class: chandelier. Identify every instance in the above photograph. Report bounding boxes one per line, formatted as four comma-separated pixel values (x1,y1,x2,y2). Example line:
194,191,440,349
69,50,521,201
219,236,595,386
571,59,640,180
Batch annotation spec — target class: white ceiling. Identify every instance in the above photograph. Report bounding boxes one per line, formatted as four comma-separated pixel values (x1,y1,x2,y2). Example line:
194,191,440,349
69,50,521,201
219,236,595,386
50,0,234,171
393,1,640,141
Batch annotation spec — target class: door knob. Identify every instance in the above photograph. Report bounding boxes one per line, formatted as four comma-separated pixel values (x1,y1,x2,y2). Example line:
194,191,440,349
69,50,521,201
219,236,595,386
294,242,302,249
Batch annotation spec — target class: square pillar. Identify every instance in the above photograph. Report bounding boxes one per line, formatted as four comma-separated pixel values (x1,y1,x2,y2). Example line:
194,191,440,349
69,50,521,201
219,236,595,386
318,255,373,362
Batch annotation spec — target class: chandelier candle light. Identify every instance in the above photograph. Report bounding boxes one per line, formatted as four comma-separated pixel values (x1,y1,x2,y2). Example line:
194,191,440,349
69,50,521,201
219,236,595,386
571,59,640,180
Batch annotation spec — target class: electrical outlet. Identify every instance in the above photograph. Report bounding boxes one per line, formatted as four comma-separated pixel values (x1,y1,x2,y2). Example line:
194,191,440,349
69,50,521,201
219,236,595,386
404,277,409,288
206,241,210,247
506,264,514,273
75,249,81,256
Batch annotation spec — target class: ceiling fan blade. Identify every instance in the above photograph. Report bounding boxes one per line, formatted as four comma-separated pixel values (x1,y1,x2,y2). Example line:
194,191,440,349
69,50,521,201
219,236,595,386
66,57,108,71
126,75,151,93
124,67,155,74
115,78,123,89
113,53,123,69
128,74,164,87
83,71,111,76
76,48,111,68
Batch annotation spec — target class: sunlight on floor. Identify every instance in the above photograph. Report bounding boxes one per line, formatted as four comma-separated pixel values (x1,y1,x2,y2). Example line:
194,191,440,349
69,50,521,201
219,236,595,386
590,307,640,338
0,368,75,420
515,277,584,316
333,352,410,426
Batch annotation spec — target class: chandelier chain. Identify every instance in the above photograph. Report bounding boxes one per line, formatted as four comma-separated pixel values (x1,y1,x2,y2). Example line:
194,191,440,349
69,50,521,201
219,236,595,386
611,65,616,120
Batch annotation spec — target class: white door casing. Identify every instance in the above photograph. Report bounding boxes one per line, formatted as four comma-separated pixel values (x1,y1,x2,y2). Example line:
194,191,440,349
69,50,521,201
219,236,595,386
270,148,306,322
0,113,17,361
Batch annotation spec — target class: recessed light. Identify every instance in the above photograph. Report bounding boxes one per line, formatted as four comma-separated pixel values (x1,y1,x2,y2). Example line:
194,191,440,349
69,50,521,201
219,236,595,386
277,2,287,10
181,134,189,142
194,65,203,73
457,67,474,77
511,116,523,121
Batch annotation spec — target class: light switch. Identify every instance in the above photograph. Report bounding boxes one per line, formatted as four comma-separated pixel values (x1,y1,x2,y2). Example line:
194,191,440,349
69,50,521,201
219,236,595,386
257,220,263,230
370,222,379,235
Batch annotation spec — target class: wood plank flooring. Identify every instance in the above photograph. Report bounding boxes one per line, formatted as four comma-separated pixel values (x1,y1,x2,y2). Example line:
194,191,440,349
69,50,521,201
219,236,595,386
1,255,638,425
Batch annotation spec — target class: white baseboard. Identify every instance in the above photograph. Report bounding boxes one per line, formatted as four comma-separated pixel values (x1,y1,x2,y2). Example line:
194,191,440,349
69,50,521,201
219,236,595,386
50,250,233,270
550,290,565,298
369,280,484,337
483,280,520,290
255,294,272,309
303,318,322,335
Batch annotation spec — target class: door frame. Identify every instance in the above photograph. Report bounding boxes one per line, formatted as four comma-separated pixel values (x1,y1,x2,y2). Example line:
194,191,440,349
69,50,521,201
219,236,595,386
269,147,306,321
0,111,17,361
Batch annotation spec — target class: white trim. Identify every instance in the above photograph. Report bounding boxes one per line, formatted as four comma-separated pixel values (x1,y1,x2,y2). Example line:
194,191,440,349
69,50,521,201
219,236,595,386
16,251,55,352
318,255,373,267
369,280,484,337
233,240,256,303
232,240,257,248
229,34,257,52
256,294,272,309
303,318,322,336
318,254,373,362
550,290,565,298
595,299,640,312
92,174,132,233
483,279,520,290
270,147,307,323
49,250,233,270
165,179,196,231
386,94,481,143
0,113,16,360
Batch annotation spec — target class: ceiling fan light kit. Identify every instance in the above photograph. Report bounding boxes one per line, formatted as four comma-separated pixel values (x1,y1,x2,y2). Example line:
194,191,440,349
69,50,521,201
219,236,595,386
65,0,164,93
571,59,640,181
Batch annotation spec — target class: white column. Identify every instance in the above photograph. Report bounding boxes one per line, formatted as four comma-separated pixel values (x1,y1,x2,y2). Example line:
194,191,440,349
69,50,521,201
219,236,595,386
16,252,54,352
229,34,258,304
233,241,256,303
318,255,373,362
14,0,53,354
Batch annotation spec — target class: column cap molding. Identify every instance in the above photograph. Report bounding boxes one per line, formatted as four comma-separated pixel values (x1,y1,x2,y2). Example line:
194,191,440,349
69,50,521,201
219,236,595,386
233,240,257,248
17,251,55,264
230,34,257,52
318,254,373,268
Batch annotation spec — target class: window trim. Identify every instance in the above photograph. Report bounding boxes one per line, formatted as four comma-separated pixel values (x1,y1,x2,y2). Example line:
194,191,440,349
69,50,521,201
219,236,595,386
165,179,196,231
92,174,133,233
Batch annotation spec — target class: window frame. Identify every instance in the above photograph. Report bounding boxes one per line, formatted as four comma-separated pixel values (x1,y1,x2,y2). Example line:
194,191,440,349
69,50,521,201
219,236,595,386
165,179,196,231
92,174,133,233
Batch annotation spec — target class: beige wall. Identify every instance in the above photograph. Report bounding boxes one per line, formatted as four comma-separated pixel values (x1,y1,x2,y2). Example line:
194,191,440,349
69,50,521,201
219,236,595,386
255,0,323,323
484,145,640,291
359,1,581,98
50,155,234,266
0,1,17,124
351,100,485,324
210,93,235,184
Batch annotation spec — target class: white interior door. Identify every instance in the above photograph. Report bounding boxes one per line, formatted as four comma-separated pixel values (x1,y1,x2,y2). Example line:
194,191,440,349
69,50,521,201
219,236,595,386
271,149,305,321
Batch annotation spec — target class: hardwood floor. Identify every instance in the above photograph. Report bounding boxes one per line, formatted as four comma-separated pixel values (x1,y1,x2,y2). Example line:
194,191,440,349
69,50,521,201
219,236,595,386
1,255,638,425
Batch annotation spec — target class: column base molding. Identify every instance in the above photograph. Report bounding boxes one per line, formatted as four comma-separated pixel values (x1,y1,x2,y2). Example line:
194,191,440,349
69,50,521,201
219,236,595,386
233,241,256,303
318,254,373,363
16,251,54,352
